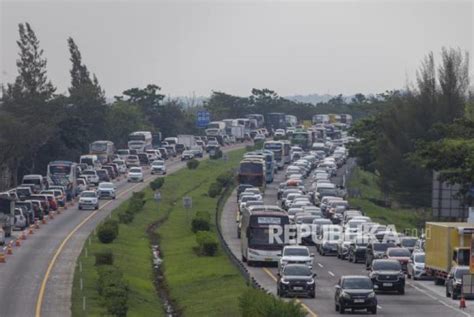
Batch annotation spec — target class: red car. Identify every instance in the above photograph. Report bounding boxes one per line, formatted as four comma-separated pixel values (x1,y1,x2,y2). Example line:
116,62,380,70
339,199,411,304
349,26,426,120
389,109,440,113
385,247,411,272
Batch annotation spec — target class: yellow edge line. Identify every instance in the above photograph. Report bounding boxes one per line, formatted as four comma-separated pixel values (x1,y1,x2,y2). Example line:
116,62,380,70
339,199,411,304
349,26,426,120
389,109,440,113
35,175,154,317
262,268,318,317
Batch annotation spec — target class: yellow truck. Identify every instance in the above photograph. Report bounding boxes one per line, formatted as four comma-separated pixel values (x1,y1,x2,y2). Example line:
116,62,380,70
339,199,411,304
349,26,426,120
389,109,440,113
425,222,474,285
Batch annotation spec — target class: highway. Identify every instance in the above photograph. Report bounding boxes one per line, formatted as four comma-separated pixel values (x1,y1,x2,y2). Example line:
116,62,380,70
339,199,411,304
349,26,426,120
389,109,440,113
0,143,246,317
220,161,474,317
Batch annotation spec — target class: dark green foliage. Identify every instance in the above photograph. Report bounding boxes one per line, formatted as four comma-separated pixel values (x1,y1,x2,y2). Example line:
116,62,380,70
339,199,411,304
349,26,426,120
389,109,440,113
95,249,114,266
187,159,200,169
195,231,218,256
191,217,210,233
216,170,234,187
210,149,223,160
208,182,223,198
149,178,165,191
118,210,134,224
97,220,119,244
97,265,129,317
239,288,306,317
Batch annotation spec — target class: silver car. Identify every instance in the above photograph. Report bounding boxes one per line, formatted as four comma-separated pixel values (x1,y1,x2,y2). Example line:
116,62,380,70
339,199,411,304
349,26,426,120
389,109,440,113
407,252,427,280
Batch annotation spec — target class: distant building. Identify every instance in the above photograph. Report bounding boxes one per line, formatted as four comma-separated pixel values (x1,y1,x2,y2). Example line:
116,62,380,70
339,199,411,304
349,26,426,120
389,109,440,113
432,171,469,220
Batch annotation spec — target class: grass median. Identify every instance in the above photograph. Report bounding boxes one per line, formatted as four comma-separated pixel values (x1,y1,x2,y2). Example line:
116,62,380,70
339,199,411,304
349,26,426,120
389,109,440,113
346,167,430,232
71,148,248,316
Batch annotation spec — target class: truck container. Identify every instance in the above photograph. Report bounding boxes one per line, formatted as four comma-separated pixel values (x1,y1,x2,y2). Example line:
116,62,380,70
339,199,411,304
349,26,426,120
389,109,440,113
177,135,196,149
425,222,474,284
231,126,245,142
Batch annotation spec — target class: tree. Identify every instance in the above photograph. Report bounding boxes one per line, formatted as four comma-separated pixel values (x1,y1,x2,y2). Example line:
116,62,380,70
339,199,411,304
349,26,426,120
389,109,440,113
105,101,149,147
121,84,165,121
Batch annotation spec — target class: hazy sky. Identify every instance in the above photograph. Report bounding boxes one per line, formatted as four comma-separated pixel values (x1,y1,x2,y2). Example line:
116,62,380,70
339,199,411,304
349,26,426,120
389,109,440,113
1,0,473,98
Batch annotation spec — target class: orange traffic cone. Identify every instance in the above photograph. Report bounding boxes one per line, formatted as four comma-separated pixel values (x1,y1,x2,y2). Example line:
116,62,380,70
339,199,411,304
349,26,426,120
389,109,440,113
460,294,466,309
0,252,5,263
21,231,27,240
57,208,61,214
29,226,34,235
35,220,40,229
7,243,13,255
42,217,47,225
49,212,54,220
15,239,20,247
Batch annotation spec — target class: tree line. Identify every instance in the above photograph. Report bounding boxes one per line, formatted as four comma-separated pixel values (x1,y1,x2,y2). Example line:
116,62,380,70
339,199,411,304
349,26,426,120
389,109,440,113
349,48,472,208
0,23,198,189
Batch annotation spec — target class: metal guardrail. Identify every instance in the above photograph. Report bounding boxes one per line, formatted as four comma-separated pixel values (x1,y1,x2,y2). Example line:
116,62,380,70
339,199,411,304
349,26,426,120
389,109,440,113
215,186,264,290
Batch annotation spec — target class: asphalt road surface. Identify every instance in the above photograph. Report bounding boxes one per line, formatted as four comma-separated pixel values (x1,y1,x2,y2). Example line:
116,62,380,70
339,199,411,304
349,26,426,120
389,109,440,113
0,143,246,317
220,160,474,317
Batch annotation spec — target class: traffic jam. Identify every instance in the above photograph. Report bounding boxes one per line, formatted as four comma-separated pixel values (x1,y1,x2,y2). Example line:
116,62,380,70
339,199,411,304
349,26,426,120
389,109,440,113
0,128,254,247
234,115,474,315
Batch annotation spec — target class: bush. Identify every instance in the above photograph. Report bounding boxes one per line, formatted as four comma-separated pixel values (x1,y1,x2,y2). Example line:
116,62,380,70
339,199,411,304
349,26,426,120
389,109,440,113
95,249,114,266
210,149,223,160
128,199,144,214
187,159,200,169
118,210,134,224
208,182,223,198
191,217,210,233
97,220,119,244
195,210,211,221
131,191,145,200
216,170,234,187
97,265,129,317
239,288,306,317
196,231,218,256
149,177,165,191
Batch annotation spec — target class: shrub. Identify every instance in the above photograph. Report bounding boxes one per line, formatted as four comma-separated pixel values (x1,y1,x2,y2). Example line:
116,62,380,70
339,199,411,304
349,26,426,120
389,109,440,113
239,288,306,317
195,210,211,221
196,231,218,256
128,199,144,214
149,177,165,191
208,182,223,198
187,159,200,169
97,265,129,317
216,170,234,187
97,220,119,244
191,217,210,233
95,249,114,266
131,191,145,200
118,210,134,224
210,149,223,160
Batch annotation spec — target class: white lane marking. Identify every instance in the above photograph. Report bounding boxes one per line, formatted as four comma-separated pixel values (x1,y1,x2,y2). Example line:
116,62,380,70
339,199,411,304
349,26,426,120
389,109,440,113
377,305,382,309
328,271,335,277
408,282,471,317
317,263,323,268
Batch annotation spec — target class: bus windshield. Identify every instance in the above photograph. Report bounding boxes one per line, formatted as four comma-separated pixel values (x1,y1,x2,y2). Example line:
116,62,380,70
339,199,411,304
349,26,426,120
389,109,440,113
49,165,71,175
129,135,145,141
90,142,108,152
240,163,263,174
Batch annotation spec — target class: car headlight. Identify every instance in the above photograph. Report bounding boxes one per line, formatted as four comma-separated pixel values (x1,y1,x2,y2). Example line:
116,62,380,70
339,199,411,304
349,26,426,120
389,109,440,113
368,292,376,298
415,265,424,270
281,279,290,285
306,260,313,266
248,249,259,255
399,272,405,279
341,291,351,299
306,279,315,285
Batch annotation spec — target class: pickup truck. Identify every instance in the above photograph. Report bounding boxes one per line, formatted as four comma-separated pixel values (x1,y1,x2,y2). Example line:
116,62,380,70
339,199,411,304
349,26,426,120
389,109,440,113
425,222,474,285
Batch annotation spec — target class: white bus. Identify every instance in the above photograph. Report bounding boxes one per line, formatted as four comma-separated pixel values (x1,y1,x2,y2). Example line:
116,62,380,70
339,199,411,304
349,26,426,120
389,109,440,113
240,205,289,265
128,131,153,152
89,140,115,164
263,140,291,168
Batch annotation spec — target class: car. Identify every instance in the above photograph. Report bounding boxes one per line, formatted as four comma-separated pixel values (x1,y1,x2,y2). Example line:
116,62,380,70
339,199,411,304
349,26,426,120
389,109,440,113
365,242,397,269
151,160,167,175
29,200,45,220
113,159,128,174
385,247,411,272
398,236,418,253
128,167,144,182
253,134,265,142
102,165,118,179
76,178,89,193
97,182,116,199
277,264,316,298
407,252,427,280
78,191,99,210
81,169,99,186
14,208,28,230
445,266,470,299
15,186,33,201
96,169,111,182
125,155,140,167
190,146,204,158
337,232,358,260
15,201,35,225
274,129,286,137
335,275,377,314
369,259,405,294
278,246,314,273
348,240,369,263
181,150,195,161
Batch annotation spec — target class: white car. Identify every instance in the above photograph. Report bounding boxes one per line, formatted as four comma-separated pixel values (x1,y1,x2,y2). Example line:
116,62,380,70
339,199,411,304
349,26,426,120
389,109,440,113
151,160,167,175
78,190,99,210
274,129,286,137
278,246,313,273
14,208,28,230
113,159,128,174
81,170,99,186
128,167,144,182
97,182,116,199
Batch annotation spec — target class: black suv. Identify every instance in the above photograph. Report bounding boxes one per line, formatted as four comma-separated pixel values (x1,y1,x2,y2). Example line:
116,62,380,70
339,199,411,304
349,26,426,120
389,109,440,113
348,241,368,263
335,275,377,314
277,264,316,298
365,242,396,269
369,259,405,294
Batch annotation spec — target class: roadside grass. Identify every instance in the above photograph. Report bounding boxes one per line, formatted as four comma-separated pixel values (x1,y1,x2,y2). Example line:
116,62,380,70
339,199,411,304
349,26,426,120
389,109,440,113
347,167,428,232
72,148,248,317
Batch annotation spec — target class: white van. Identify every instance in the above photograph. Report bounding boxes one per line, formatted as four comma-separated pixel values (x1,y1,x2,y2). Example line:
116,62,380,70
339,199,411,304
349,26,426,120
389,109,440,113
80,155,101,169
21,174,44,193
